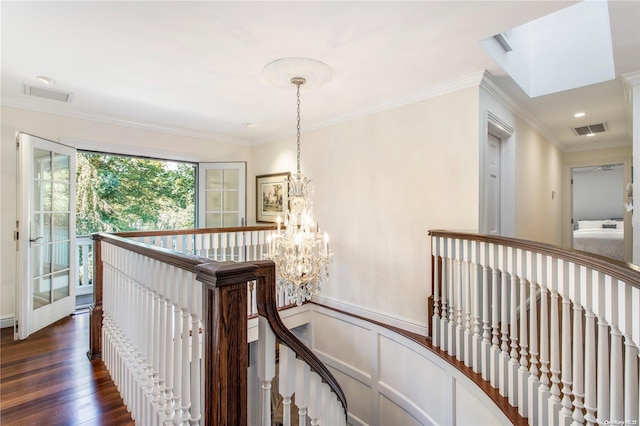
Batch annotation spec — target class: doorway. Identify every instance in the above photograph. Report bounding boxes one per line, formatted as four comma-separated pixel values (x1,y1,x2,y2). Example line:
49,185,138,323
571,164,626,261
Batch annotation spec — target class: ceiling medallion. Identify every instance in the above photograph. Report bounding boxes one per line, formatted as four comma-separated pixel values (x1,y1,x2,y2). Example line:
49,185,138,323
262,57,333,89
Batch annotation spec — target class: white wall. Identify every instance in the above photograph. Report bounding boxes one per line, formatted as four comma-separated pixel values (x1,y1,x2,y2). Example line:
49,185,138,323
309,305,511,426
573,165,624,221
0,106,252,322
251,87,481,333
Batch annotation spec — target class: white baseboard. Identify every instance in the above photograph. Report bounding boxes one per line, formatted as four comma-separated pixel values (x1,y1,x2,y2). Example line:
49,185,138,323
1,315,15,329
311,295,428,337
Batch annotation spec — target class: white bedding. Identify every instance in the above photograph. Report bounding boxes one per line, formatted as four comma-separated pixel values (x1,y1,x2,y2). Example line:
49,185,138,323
573,227,624,260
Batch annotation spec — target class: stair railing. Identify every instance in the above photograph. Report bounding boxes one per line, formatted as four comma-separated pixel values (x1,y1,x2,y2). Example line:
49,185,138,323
429,230,640,426
91,230,347,425
252,260,348,426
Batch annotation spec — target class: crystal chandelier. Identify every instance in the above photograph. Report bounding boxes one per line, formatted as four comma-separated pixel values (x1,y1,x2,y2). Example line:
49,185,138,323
265,77,333,306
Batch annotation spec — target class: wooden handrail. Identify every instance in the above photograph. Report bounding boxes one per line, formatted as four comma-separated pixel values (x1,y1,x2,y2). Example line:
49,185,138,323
429,229,640,287
252,260,348,416
428,229,640,425
114,225,276,238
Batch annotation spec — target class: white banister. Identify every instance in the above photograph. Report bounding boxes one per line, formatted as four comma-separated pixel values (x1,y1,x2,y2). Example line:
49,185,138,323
517,248,529,418
538,257,551,426
526,251,539,426
432,236,441,347
429,231,640,426
571,264,585,426
279,345,297,426
258,316,276,426
100,242,204,425
507,247,519,408
295,359,311,426
481,242,491,381
447,238,455,356
490,243,501,389
499,246,510,396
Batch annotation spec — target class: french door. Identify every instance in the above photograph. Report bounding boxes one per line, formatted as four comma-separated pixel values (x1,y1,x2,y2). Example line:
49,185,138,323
17,133,76,340
198,162,246,227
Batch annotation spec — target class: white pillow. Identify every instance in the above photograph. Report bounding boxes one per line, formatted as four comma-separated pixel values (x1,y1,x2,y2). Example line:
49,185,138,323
578,220,606,230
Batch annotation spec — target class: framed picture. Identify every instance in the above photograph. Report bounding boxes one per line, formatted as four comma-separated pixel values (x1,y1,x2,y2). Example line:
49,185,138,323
256,172,290,223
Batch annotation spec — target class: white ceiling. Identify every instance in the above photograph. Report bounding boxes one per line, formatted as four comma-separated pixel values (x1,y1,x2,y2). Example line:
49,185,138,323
2,1,639,152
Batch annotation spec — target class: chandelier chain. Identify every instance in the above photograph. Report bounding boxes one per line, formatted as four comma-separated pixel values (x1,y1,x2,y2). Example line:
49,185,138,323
296,81,301,174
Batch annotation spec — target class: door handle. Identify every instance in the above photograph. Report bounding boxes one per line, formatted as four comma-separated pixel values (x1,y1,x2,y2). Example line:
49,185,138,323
29,236,43,243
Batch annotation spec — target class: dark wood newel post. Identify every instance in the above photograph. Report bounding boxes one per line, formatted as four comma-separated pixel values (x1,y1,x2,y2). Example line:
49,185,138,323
87,235,103,360
196,261,257,426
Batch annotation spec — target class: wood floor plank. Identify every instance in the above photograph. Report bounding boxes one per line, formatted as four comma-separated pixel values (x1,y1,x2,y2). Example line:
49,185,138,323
0,313,134,425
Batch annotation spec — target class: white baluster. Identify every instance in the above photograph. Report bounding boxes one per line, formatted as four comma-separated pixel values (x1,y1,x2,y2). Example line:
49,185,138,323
163,267,176,423
583,271,597,426
439,237,449,352
507,247,519,407
517,249,529,418
447,238,456,356
189,277,202,426
610,277,624,423
499,245,510,396
456,239,464,362
471,240,482,373
432,236,441,347
549,283,562,425
571,265,585,426
179,271,192,425
596,272,610,425
559,261,573,426
295,360,310,426
308,372,322,426
462,240,472,366
258,316,275,426
490,243,501,389
527,251,539,426
480,242,491,381
279,345,297,426
622,280,639,424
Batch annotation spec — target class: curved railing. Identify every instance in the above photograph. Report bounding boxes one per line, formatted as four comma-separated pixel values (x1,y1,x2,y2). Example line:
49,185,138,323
252,260,348,424
428,230,640,426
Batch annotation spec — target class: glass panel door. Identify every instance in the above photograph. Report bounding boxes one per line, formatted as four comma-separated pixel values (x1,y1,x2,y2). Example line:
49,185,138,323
198,162,246,227
17,134,76,339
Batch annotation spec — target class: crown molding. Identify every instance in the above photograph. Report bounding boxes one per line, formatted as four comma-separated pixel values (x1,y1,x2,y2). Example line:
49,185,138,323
1,96,251,147
253,70,487,146
479,71,564,151
622,71,640,86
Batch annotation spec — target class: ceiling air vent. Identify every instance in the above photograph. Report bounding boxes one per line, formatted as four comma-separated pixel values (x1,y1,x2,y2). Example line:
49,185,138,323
23,84,73,103
572,122,608,136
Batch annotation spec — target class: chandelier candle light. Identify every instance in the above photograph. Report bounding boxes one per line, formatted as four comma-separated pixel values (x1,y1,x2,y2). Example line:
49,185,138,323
265,75,333,306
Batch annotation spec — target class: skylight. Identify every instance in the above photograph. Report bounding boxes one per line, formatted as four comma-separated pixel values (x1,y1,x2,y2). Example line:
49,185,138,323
481,0,615,98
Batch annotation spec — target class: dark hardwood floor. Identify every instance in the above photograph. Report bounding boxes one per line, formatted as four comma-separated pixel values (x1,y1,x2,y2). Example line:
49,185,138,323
0,312,134,425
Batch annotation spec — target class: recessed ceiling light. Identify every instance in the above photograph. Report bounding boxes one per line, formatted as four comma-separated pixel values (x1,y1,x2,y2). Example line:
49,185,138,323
574,112,586,118
586,133,596,137
242,122,255,128
36,76,56,85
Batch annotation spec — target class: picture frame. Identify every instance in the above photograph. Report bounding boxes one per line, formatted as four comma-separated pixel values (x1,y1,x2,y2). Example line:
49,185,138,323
256,172,290,223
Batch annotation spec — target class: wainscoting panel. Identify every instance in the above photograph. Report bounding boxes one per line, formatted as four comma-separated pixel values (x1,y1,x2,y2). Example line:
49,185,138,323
379,394,423,426
329,366,373,426
311,312,373,377
309,305,511,426
455,381,505,426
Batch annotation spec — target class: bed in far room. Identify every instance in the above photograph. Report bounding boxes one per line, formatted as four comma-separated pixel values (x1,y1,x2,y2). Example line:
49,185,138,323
573,219,624,261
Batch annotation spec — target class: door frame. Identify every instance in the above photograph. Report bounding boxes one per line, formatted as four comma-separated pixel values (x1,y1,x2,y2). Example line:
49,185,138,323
479,110,516,237
562,157,633,261
16,133,77,339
